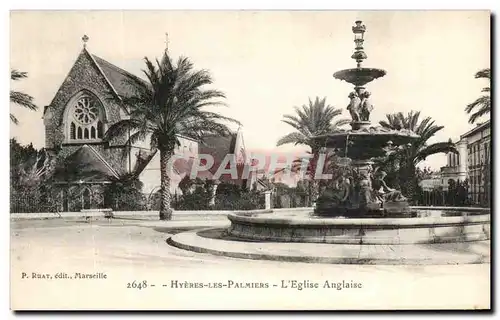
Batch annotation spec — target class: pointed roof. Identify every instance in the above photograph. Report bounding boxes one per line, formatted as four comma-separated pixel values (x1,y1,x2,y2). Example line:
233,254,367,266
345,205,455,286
199,134,238,171
53,145,119,182
44,48,148,116
91,54,149,99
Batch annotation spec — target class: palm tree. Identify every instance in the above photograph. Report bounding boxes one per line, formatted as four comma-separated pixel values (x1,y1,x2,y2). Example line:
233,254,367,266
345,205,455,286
379,111,457,201
10,69,37,124
277,97,350,201
105,50,239,220
465,68,490,124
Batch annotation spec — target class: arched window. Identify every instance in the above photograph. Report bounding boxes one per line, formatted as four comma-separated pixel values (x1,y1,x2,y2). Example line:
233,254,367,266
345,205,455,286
66,93,106,142
70,122,76,140
97,120,103,138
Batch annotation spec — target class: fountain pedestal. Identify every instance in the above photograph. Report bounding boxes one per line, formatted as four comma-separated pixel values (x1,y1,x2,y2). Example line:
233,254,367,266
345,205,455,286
315,157,410,218
350,121,371,130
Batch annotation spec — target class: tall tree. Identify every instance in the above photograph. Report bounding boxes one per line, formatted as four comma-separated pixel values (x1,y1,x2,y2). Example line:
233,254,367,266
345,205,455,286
379,111,457,201
105,50,239,220
277,97,350,201
465,68,490,124
10,70,38,125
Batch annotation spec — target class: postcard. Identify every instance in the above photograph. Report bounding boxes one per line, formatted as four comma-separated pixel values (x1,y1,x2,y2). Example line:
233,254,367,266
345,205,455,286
10,10,491,310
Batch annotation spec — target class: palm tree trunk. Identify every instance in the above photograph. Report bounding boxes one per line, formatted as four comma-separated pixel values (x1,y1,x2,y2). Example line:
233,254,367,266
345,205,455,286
309,147,320,204
159,149,173,220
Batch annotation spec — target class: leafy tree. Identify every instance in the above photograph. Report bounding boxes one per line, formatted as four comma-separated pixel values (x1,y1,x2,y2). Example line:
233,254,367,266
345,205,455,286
178,174,195,196
379,111,457,201
10,70,38,125
415,166,436,182
10,138,54,190
173,179,212,210
105,49,239,220
214,181,262,210
10,138,37,168
465,68,490,124
103,173,146,211
277,97,349,201
10,139,57,213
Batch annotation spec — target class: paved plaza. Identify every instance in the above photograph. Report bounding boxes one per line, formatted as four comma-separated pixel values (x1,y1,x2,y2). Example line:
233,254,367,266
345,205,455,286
10,216,490,310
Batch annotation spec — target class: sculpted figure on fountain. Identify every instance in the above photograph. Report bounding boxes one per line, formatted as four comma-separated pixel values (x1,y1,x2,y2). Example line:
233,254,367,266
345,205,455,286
347,91,362,122
360,91,374,121
372,170,407,202
331,176,352,205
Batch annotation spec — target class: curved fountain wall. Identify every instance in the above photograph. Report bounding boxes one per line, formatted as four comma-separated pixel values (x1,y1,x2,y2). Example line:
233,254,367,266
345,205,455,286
227,208,490,245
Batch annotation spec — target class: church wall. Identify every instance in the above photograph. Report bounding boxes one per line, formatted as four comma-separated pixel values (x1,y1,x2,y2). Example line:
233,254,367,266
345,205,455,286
138,138,199,195
43,50,127,151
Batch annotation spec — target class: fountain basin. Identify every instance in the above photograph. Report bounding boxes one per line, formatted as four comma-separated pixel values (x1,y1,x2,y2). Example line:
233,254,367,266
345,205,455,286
314,128,419,160
227,208,490,245
333,67,387,86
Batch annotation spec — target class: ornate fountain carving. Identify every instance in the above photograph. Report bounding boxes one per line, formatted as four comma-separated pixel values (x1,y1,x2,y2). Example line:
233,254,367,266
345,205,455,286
314,21,419,217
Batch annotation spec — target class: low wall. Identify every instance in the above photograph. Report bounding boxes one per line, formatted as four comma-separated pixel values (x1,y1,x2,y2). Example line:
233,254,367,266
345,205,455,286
411,206,490,212
227,209,491,244
9,206,488,221
9,207,312,220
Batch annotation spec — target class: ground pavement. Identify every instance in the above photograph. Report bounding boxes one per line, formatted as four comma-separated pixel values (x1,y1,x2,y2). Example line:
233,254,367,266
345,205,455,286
10,215,490,310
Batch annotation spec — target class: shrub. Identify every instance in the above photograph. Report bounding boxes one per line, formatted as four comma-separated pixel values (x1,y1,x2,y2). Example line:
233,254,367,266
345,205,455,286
171,180,264,211
213,182,263,210
173,179,214,210
103,174,146,211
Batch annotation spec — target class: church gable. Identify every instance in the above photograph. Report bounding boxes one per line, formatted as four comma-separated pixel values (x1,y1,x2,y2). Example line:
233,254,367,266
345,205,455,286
44,48,127,149
53,144,120,183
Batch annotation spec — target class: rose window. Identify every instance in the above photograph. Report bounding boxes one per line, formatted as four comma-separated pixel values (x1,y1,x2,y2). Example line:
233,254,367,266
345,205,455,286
68,94,104,141
73,97,99,125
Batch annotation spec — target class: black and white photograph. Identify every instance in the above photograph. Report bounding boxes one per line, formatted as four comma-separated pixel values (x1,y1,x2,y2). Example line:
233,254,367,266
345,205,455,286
9,10,491,310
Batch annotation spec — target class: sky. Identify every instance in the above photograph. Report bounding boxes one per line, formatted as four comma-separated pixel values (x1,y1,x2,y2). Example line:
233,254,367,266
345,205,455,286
9,10,490,169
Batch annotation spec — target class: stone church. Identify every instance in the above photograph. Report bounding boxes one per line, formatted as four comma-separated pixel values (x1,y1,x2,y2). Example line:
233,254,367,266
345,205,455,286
43,42,249,211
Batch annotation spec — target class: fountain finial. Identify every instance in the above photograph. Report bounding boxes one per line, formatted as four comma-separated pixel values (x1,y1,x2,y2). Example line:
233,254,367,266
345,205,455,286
351,21,367,68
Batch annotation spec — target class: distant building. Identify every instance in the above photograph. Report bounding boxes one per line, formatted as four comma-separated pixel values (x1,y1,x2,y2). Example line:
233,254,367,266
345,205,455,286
442,120,491,204
462,121,491,204
419,174,447,192
440,138,467,184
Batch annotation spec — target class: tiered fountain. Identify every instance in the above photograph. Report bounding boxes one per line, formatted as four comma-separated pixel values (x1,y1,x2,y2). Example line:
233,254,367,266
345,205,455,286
169,21,490,258
314,20,420,217
222,21,490,245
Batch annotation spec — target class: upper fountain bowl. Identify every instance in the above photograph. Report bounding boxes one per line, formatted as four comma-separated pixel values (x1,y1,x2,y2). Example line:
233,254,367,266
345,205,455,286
312,126,420,160
333,68,387,87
